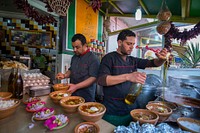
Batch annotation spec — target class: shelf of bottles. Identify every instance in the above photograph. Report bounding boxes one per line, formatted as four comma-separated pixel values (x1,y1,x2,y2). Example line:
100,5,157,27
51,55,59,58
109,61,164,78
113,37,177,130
88,39,106,60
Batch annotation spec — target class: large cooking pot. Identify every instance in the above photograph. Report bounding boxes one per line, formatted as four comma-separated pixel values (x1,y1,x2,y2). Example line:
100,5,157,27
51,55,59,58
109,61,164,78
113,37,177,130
162,92,200,119
168,75,200,99
135,84,158,109
135,74,162,109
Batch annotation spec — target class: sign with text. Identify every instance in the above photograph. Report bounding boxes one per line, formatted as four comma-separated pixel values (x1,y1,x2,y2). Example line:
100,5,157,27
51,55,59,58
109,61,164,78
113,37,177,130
76,0,98,42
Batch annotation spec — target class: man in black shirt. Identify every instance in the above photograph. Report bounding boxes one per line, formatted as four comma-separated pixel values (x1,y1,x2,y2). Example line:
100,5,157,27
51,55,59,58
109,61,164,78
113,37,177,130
56,34,100,102
98,30,169,126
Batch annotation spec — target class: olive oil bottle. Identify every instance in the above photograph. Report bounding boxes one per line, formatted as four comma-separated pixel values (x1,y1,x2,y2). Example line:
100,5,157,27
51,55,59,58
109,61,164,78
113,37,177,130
125,83,143,105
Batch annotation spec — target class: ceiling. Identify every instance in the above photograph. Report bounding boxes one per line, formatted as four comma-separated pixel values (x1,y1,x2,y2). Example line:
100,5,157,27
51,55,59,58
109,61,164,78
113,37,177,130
84,0,200,24
0,0,199,27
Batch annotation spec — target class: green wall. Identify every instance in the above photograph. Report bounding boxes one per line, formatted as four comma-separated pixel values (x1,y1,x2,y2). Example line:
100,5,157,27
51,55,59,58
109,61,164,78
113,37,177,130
67,0,103,50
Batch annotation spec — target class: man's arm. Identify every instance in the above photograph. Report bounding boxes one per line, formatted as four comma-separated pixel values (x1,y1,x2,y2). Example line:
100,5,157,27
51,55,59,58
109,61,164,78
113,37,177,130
146,58,166,67
64,70,71,78
146,48,169,67
67,77,96,94
98,72,146,86
74,77,96,90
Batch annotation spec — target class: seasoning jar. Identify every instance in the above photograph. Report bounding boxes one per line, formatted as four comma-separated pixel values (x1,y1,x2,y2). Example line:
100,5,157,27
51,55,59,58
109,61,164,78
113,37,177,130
125,83,143,105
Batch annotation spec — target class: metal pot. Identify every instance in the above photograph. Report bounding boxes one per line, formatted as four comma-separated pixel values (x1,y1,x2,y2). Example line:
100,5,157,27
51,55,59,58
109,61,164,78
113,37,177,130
168,75,200,99
179,107,200,120
135,84,158,109
135,74,162,109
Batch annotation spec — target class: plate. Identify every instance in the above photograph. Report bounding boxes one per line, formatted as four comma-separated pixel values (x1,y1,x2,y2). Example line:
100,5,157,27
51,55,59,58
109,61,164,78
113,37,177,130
53,120,69,130
177,117,200,133
33,108,55,121
45,117,69,130
23,97,41,104
26,101,45,113
26,107,43,113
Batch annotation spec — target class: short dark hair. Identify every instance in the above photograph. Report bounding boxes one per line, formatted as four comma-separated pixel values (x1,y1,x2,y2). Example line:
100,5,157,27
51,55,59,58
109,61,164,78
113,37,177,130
117,30,136,41
71,33,86,45
35,48,41,52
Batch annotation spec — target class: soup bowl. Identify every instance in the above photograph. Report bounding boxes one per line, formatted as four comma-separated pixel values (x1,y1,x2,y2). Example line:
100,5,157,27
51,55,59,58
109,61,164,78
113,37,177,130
146,103,172,122
0,92,13,100
148,101,178,110
60,96,85,113
53,83,70,91
177,117,200,133
49,90,71,103
74,122,100,133
130,109,159,125
78,102,106,122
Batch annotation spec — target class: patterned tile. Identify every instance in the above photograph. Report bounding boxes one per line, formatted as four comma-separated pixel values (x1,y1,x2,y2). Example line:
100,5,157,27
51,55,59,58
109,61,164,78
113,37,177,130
0,17,58,59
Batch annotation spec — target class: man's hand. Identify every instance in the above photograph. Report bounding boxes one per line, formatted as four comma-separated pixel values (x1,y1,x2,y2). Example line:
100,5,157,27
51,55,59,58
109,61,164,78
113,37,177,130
155,48,169,61
56,73,65,79
67,83,78,94
126,72,146,84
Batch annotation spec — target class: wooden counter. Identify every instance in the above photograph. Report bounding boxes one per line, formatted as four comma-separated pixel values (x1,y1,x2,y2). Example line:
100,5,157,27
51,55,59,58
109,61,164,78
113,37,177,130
0,96,115,133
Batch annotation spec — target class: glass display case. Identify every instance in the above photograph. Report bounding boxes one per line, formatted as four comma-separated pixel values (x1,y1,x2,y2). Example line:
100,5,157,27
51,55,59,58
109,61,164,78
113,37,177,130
9,29,52,48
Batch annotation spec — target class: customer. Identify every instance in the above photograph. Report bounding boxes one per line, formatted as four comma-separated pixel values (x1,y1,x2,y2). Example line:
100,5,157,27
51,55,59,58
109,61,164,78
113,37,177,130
32,48,47,73
56,34,100,102
98,30,169,126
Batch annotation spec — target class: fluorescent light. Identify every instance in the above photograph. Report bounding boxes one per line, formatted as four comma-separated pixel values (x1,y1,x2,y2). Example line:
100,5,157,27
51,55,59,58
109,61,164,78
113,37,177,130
135,6,142,20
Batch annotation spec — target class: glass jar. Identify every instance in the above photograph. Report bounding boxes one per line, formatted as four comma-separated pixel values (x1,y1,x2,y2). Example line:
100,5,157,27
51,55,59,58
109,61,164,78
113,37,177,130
125,83,143,105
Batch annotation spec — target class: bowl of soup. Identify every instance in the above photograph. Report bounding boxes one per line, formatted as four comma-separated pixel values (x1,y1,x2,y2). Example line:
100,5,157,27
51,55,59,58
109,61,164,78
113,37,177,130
53,83,70,91
130,109,159,125
74,122,100,133
148,101,178,110
60,96,85,113
177,117,200,133
146,103,172,122
49,90,71,103
0,92,13,100
78,102,106,122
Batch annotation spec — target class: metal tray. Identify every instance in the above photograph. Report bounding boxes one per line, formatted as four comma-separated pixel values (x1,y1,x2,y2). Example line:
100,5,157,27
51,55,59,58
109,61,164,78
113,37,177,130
27,85,51,97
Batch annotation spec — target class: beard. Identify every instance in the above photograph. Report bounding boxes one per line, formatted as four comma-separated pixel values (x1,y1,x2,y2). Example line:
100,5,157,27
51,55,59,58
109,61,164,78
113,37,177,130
120,46,131,55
